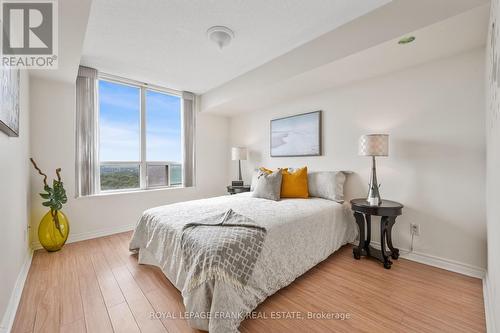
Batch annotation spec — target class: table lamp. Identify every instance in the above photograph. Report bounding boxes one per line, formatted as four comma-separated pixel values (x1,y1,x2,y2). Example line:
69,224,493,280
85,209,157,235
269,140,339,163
231,147,247,186
359,134,389,206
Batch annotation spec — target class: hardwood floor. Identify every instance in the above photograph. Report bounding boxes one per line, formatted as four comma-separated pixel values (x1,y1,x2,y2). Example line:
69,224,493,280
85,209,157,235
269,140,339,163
12,232,486,333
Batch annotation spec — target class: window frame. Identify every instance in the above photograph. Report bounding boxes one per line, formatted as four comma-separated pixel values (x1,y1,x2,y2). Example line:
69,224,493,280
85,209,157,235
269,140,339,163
97,73,184,193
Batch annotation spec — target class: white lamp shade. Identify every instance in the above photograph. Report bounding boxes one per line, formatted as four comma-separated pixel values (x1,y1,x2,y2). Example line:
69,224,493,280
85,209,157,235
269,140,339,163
358,134,389,156
231,147,247,160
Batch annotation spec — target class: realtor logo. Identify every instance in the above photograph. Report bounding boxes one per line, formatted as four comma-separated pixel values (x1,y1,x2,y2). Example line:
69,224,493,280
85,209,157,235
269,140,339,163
1,0,58,68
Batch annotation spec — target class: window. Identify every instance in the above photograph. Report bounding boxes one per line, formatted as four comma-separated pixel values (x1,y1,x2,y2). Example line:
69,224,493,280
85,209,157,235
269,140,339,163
97,77,183,192
145,89,182,187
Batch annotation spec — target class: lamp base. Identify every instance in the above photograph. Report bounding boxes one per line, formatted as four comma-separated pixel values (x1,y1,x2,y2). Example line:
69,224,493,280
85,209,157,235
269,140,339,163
367,156,382,206
367,196,380,206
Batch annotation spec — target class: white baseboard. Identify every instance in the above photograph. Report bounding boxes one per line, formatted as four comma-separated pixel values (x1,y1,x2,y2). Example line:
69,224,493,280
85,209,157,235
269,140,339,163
0,250,33,333
400,251,485,279
483,273,497,333
31,224,136,250
354,241,485,279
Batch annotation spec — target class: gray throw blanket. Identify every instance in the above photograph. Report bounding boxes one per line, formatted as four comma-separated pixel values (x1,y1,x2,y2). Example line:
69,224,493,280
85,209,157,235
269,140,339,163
181,209,267,292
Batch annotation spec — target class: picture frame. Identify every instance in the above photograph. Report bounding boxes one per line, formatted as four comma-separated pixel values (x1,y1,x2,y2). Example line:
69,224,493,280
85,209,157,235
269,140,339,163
0,68,20,137
270,110,322,157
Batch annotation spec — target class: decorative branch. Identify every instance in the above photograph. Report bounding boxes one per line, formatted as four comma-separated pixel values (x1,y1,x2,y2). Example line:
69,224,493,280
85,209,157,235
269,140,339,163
30,158,67,239
30,158,48,187
50,208,63,235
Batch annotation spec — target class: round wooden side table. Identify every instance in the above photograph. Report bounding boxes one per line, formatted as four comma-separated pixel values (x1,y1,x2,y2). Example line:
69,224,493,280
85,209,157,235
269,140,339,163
350,199,404,269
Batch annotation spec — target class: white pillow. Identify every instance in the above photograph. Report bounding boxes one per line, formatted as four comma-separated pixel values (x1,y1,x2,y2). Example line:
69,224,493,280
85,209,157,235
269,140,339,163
307,171,348,203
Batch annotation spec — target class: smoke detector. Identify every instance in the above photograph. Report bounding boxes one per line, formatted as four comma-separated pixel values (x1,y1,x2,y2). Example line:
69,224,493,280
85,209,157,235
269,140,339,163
207,26,235,49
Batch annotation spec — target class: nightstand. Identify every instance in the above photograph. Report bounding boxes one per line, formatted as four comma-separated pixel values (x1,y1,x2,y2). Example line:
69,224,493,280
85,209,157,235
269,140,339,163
227,185,251,195
350,199,404,269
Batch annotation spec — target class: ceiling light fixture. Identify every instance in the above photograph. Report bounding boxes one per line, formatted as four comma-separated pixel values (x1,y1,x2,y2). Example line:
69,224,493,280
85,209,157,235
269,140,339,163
207,26,234,49
398,36,416,45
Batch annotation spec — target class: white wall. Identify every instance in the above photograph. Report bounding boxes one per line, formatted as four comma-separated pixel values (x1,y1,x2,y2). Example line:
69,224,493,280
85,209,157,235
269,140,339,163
0,71,31,332
229,49,486,269
29,77,229,244
485,0,500,330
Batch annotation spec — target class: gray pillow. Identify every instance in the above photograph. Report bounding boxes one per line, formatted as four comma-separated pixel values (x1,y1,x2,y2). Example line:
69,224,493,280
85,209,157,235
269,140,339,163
252,169,282,201
308,171,348,203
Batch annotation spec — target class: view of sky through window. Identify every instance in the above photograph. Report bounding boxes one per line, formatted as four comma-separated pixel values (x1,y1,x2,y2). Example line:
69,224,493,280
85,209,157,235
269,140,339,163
146,90,182,163
99,80,140,161
99,80,182,163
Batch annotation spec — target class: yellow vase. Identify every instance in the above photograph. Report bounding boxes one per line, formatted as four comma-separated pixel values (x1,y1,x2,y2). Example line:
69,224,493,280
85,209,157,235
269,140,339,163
38,210,70,252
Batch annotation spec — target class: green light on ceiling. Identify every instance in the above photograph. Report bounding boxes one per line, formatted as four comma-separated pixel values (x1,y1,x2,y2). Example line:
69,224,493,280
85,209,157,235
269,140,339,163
398,36,416,45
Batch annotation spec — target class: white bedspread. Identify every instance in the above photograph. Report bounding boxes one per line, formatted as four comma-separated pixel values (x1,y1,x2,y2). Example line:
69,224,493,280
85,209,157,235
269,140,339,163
129,193,357,332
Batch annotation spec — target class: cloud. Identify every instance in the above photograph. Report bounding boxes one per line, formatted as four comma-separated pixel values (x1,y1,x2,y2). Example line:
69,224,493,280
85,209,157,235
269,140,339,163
146,132,182,162
99,91,140,112
99,121,140,161
100,121,181,163
146,90,180,111
99,80,140,112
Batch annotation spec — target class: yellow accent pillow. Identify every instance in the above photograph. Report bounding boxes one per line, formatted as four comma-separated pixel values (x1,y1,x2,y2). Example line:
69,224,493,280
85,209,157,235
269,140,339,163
281,167,309,198
258,167,309,198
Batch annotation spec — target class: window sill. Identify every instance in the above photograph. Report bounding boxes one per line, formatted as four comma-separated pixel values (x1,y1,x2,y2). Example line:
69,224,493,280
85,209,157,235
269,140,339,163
76,185,190,199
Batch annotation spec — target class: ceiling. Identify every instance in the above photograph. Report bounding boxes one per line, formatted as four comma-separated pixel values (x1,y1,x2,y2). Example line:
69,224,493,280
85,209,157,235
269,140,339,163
31,0,490,113
80,0,391,93
203,4,490,115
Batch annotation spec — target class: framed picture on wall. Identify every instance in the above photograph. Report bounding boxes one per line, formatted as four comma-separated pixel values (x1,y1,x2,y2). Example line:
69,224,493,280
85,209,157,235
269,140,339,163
0,68,20,137
270,110,322,157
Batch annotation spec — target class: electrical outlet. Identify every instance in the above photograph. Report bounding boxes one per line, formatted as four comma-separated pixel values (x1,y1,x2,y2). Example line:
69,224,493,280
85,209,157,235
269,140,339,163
410,223,420,236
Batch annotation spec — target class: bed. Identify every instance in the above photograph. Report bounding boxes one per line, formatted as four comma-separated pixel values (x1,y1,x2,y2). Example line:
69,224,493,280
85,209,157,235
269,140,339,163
129,192,357,332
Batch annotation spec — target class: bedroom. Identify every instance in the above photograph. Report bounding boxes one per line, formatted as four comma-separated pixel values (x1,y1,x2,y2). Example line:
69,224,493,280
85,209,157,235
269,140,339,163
0,0,499,332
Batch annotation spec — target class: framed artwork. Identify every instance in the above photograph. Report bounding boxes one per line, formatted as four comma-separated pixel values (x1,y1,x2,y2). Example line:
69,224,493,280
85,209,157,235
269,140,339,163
0,68,20,137
270,110,322,157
